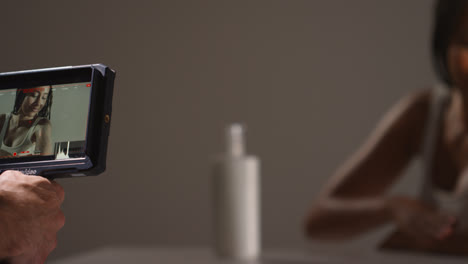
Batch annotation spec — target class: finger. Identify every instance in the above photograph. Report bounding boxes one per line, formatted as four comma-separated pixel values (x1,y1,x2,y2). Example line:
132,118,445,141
5,170,27,178
32,187,62,207
50,181,65,204
446,215,457,227
422,213,456,240
48,235,58,254
434,216,457,240
40,233,58,255
27,177,63,205
407,216,440,244
0,170,28,183
37,234,58,263
54,210,66,230
29,176,52,189
436,226,454,240
35,179,65,204
423,218,450,240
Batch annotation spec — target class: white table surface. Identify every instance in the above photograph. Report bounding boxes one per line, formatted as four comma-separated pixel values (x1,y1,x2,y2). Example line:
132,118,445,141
49,246,468,264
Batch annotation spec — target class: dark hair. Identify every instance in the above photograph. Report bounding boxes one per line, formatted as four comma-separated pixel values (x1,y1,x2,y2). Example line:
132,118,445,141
432,0,468,86
13,86,53,119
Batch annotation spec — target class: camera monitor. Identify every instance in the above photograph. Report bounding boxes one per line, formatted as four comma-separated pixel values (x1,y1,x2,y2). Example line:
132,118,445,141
0,64,115,178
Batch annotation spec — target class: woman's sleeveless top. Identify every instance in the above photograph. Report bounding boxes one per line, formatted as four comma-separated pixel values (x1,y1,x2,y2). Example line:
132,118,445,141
0,113,43,157
420,85,468,232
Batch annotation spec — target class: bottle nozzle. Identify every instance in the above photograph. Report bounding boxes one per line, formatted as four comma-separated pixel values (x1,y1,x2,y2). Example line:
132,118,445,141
226,123,245,157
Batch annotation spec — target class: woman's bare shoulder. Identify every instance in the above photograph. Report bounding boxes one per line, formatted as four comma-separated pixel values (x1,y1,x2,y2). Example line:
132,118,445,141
36,118,52,137
37,118,51,127
380,88,432,135
396,88,431,118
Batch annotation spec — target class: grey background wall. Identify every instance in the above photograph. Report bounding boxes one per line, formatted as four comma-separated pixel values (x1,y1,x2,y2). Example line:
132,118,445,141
50,84,91,143
0,89,17,114
0,0,437,260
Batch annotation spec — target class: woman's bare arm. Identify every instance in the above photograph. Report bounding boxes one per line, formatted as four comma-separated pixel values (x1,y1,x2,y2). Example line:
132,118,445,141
0,114,6,136
0,114,8,157
305,89,431,240
34,120,52,155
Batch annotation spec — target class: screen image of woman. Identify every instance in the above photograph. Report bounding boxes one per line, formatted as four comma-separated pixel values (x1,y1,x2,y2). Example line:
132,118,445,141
0,86,53,158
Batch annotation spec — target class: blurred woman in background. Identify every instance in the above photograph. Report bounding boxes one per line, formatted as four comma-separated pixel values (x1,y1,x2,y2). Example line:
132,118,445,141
305,0,468,255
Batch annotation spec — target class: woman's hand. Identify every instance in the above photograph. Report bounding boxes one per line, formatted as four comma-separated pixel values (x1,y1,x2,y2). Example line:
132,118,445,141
0,170,65,264
386,196,457,245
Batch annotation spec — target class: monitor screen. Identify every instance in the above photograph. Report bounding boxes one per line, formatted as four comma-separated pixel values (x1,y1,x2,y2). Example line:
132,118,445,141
0,82,92,160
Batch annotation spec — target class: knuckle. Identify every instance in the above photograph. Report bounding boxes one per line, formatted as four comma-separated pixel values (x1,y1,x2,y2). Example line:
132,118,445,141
1,170,19,180
4,170,19,176
19,181,33,191
56,210,66,228
56,182,64,193
54,182,65,201
0,170,12,177
34,176,51,186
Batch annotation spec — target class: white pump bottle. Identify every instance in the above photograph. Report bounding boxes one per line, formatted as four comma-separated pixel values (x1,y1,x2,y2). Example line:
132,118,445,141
212,124,261,260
